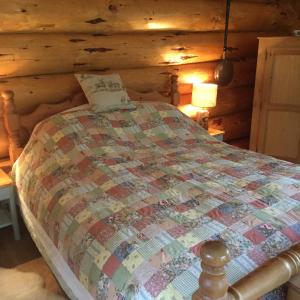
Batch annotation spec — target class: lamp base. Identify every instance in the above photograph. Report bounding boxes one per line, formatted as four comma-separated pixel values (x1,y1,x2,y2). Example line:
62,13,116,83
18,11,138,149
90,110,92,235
196,110,209,130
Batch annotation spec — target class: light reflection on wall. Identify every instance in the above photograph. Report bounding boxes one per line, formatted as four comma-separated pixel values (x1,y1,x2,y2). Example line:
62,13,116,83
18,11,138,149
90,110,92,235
161,50,213,119
0,61,24,77
162,53,201,66
147,22,172,30
180,72,209,85
163,52,183,64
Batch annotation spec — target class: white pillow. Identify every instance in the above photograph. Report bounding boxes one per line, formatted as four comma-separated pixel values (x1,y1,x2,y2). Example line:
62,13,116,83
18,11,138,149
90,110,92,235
75,73,136,112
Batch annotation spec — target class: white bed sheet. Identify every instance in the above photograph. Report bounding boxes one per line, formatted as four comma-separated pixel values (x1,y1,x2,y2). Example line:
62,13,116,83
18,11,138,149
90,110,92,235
18,190,93,300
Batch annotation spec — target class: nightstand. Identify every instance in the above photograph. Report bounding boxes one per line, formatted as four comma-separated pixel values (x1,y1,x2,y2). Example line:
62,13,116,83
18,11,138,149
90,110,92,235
208,128,224,141
0,168,20,240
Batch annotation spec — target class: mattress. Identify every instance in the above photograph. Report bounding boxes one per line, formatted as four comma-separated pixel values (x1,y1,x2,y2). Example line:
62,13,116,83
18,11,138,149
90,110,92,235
13,101,300,299
18,191,92,300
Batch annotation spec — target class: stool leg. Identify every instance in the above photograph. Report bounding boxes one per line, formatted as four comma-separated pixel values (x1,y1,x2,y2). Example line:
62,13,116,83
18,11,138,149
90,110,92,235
8,187,20,240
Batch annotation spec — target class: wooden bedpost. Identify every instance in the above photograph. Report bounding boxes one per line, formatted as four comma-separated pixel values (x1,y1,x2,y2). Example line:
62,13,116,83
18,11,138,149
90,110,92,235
1,90,23,163
170,74,180,106
229,243,300,300
193,241,300,300
193,240,231,300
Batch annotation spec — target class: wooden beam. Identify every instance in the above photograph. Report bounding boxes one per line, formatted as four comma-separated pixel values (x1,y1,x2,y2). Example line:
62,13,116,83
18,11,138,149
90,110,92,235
0,0,296,33
0,32,260,78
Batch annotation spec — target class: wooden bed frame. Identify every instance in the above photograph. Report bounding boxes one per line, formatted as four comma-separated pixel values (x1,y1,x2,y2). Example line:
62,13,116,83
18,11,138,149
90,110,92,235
1,74,300,300
1,74,179,163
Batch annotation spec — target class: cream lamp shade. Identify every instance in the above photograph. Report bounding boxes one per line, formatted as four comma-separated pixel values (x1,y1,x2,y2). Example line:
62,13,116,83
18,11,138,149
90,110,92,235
192,83,218,108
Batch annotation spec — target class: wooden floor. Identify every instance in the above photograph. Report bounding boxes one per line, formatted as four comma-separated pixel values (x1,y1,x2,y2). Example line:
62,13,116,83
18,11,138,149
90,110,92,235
0,215,67,297
0,160,39,268
0,216,41,268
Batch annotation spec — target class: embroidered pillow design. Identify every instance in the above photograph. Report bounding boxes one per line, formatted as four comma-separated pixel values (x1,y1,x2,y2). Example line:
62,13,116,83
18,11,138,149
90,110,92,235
75,73,136,112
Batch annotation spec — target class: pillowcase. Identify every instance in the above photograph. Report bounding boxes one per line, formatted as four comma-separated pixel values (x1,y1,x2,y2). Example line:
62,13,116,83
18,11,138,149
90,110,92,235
75,73,136,112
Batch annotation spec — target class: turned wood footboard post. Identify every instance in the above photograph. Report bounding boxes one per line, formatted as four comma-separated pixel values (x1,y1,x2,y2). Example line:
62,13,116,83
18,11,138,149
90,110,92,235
229,243,300,300
193,240,231,300
1,90,23,163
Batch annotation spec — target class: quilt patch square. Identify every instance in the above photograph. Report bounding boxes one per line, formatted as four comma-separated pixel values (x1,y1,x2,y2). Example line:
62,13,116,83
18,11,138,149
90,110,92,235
102,255,121,277
145,270,171,297
89,221,116,244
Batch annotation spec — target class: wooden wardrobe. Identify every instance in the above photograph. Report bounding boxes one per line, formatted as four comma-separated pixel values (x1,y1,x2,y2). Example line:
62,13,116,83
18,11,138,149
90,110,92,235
250,37,300,163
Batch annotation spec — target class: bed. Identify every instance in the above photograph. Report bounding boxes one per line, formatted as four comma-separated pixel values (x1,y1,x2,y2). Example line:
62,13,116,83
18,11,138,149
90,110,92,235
1,73,300,300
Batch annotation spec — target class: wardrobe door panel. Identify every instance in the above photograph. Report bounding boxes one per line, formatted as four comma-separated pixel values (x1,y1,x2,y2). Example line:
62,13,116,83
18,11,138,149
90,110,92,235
251,39,300,163
269,52,300,106
263,111,300,163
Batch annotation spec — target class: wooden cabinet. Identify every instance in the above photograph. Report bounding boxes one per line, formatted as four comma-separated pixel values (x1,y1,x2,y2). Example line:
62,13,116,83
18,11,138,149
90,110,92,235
250,37,300,163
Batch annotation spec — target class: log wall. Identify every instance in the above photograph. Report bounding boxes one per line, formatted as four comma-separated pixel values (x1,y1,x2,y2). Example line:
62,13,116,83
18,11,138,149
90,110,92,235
0,0,299,157
0,0,298,33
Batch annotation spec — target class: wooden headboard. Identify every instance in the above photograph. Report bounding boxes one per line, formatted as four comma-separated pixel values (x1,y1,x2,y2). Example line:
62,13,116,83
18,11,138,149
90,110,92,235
1,74,179,163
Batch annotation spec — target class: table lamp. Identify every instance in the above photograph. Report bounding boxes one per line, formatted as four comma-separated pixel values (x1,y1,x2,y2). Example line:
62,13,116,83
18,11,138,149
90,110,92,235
191,83,218,129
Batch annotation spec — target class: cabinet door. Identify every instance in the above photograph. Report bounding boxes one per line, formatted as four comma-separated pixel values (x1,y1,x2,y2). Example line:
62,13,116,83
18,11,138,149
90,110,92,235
256,48,300,163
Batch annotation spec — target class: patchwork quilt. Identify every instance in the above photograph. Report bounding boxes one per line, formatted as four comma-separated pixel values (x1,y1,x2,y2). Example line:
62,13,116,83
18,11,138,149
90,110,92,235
13,102,300,300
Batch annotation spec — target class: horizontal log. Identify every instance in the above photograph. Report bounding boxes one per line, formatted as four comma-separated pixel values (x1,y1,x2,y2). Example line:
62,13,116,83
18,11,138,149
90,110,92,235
179,86,254,118
0,68,179,113
0,0,297,33
0,61,256,113
289,0,300,16
228,59,257,88
227,138,250,149
210,86,254,118
0,32,260,78
180,57,257,90
0,61,255,158
209,110,252,141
